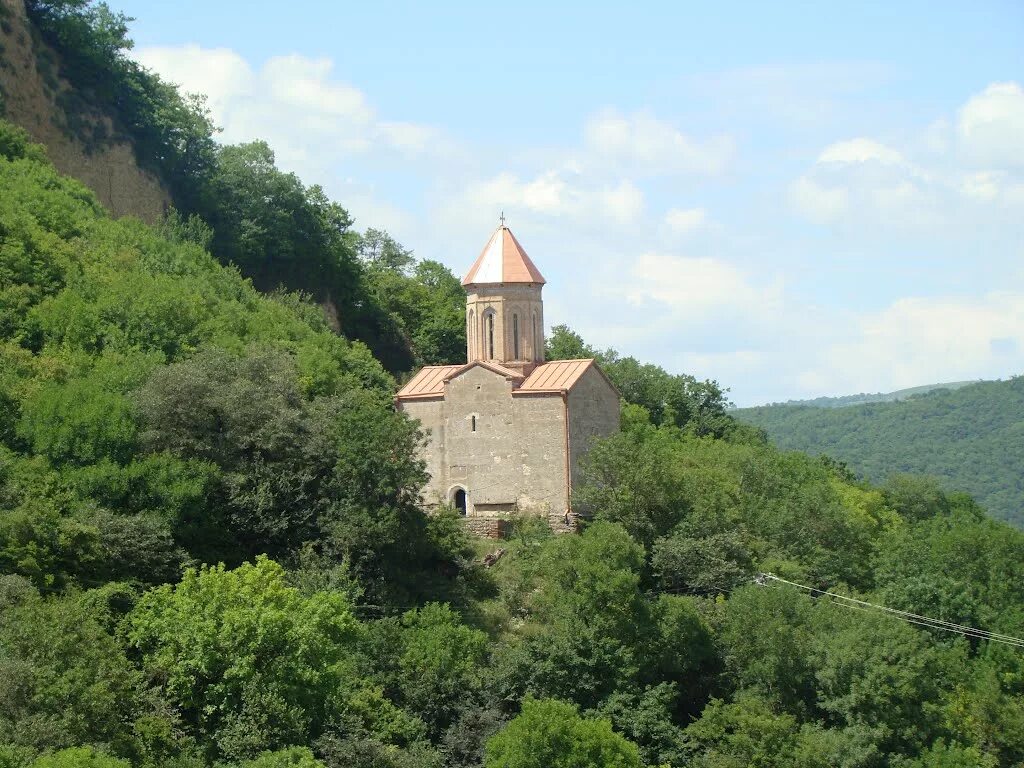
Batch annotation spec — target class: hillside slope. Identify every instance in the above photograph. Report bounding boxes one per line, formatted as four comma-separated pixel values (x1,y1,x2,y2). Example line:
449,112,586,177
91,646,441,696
736,377,1024,527
763,380,979,409
3,115,1024,768
0,0,170,221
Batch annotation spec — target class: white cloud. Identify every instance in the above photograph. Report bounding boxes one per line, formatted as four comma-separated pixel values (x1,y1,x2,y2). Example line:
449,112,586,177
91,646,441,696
664,207,707,235
583,109,734,176
465,171,577,217
449,170,645,227
818,137,905,166
620,252,779,318
601,181,644,222
132,45,443,180
808,291,1024,394
961,171,1001,201
790,81,1024,233
922,119,952,154
789,175,848,222
957,82,1024,168
261,54,373,121
870,180,920,210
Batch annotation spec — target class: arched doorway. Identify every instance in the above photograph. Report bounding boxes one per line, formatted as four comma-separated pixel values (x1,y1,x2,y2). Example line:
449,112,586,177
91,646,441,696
453,488,467,516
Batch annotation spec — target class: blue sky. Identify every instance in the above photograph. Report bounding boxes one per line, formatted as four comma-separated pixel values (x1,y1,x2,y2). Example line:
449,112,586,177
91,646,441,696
121,1,1024,405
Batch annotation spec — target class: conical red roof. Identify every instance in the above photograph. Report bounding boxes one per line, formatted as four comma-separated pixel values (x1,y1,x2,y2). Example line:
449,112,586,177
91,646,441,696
462,226,546,286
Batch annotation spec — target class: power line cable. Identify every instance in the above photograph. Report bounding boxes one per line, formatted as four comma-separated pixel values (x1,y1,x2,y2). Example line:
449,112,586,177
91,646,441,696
757,572,1024,649
762,573,1024,643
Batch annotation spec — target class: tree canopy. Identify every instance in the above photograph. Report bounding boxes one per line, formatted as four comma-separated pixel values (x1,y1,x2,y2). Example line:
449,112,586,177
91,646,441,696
1,9,1023,764
735,378,1024,527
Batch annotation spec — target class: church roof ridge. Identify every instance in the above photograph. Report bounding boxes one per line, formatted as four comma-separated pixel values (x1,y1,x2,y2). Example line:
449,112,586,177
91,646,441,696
444,359,524,382
462,225,547,286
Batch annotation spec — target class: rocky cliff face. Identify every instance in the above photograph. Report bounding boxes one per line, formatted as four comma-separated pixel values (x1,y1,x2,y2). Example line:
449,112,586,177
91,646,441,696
0,0,170,222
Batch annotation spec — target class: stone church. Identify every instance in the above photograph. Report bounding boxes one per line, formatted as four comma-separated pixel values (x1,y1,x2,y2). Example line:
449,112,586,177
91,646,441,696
396,223,620,533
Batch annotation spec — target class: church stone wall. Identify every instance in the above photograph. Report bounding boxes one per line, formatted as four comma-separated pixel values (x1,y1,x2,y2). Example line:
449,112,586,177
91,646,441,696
568,368,621,506
510,392,572,529
400,364,619,535
399,397,446,504
399,365,569,524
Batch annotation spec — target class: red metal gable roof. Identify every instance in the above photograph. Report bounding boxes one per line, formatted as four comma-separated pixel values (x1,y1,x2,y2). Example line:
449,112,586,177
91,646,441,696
395,365,461,399
518,359,597,393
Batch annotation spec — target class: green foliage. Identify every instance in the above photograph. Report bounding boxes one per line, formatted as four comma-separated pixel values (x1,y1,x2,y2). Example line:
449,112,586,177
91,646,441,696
547,324,738,437
367,603,489,739
0,586,149,757
126,557,359,761
18,377,137,465
578,425,876,589
359,231,467,368
0,119,491,766
495,523,651,709
683,693,805,768
872,506,1024,651
0,124,472,602
735,377,1024,527
22,3,459,376
239,747,326,768
484,698,642,768
573,426,687,548
901,741,998,768
29,747,130,768
651,529,753,595
199,143,361,316
595,684,688,767
0,122,49,164
492,521,717,740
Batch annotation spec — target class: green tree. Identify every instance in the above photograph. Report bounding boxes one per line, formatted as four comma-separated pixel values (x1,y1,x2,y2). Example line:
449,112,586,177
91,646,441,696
808,602,956,754
496,523,651,709
651,530,753,595
358,229,467,369
574,426,688,549
126,557,360,761
29,747,130,768
717,586,816,714
0,583,150,757
545,325,596,361
484,698,641,768
682,694,803,768
135,346,429,580
371,603,489,738
240,747,327,768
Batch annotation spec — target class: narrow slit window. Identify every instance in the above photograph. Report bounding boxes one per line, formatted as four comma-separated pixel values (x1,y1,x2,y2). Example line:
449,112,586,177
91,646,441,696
487,313,495,358
471,415,477,432
513,314,520,359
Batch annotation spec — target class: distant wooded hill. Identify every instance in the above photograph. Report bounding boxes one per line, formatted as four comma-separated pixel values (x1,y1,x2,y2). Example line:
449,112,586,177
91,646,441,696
759,381,980,409
735,378,1024,528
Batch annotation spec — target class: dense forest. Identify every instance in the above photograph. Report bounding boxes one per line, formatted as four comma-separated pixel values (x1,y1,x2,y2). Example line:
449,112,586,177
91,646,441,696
735,378,1024,528
1,2,1023,767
